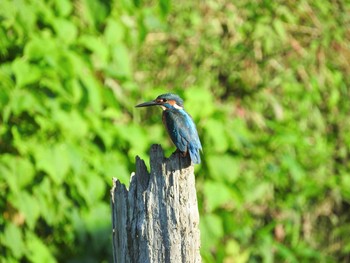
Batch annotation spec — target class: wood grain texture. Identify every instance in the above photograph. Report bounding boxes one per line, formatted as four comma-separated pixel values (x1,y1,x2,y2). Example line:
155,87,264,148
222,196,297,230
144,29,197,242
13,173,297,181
111,144,201,263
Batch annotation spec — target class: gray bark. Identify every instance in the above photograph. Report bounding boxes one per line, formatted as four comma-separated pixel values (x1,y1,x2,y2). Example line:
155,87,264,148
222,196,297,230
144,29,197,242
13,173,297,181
111,144,201,263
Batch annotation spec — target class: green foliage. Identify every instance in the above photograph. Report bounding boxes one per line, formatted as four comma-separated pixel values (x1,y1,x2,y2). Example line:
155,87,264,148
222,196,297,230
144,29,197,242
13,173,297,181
0,0,168,262
136,0,350,262
1,0,350,262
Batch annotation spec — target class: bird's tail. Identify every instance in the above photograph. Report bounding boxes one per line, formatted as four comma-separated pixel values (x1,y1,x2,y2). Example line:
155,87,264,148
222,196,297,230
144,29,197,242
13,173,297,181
189,144,201,164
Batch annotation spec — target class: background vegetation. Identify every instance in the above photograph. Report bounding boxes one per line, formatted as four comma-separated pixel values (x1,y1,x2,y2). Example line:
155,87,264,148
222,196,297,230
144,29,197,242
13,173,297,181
1,0,350,262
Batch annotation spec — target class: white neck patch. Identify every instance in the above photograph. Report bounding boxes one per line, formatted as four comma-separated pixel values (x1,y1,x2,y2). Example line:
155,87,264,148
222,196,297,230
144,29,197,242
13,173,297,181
173,104,183,110
159,104,183,111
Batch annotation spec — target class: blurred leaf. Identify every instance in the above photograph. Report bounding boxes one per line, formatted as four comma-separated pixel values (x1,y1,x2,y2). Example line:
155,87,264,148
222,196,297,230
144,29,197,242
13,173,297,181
340,174,350,201
274,242,298,263
200,213,224,250
225,239,250,263
82,202,111,251
205,119,229,153
52,109,89,138
204,180,233,212
100,152,130,184
273,19,287,42
0,160,19,194
79,71,103,112
2,223,25,259
111,44,132,77
7,89,41,117
207,154,239,183
79,35,109,68
10,191,40,230
281,155,305,183
104,19,124,45
159,0,171,17
75,172,106,206
245,182,272,204
54,0,72,17
184,87,215,119
0,155,35,189
24,38,47,61
32,178,56,225
25,232,57,263
12,59,41,87
53,18,77,44
34,143,70,185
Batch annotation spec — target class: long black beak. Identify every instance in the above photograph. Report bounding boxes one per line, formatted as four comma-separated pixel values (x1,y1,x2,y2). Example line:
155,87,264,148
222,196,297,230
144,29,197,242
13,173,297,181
135,100,159,107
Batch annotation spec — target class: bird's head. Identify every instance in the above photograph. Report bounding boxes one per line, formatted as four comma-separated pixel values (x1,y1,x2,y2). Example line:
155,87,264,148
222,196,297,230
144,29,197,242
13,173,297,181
136,93,184,110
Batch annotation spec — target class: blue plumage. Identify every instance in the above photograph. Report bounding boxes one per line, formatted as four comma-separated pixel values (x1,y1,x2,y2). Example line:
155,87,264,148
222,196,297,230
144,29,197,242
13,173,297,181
136,93,202,164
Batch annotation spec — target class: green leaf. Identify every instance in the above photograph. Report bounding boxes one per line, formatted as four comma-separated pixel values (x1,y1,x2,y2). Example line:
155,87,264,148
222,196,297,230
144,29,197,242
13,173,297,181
32,178,56,225
34,143,71,185
159,0,171,16
281,155,305,182
200,213,224,251
225,239,250,263
0,155,35,193
53,18,77,44
25,232,57,263
245,182,272,204
204,180,233,212
100,152,130,185
273,19,287,42
10,191,40,230
12,59,41,87
205,119,229,153
207,154,240,183
184,87,215,119
52,109,89,138
8,88,41,117
79,71,102,113
274,242,298,263
81,202,111,251
111,43,132,78
54,0,72,17
341,174,350,201
0,160,19,194
73,171,105,206
16,157,35,188
24,38,45,61
0,256,19,263
79,35,109,68
104,19,124,45
2,222,25,259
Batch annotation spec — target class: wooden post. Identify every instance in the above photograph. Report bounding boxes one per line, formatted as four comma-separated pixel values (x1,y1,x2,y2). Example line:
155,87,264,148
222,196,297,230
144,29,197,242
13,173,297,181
111,144,201,263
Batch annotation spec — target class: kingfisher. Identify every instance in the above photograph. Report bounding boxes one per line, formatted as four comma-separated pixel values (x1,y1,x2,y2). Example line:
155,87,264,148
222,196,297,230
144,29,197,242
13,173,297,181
136,93,202,164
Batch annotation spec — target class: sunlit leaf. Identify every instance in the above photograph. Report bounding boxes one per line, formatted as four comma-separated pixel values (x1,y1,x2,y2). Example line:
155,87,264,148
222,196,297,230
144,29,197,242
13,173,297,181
54,0,72,17
200,213,224,251
2,223,25,259
34,144,71,185
205,119,229,153
104,19,125,45
204,180,233,212
207,154,240,183
12,59,41,88
25,232,57,263
10,191,40,230
111,43,132,78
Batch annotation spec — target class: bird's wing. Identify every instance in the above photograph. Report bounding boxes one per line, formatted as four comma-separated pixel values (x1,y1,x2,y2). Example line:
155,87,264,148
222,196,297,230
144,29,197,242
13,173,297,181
162,109,202,153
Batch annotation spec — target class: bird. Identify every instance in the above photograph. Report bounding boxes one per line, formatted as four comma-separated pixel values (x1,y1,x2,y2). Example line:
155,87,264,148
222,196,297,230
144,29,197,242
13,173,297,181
136,93,202,164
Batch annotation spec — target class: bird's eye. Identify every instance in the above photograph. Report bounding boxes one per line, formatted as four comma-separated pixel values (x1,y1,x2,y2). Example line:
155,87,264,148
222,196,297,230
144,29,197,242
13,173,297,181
163,99,167,102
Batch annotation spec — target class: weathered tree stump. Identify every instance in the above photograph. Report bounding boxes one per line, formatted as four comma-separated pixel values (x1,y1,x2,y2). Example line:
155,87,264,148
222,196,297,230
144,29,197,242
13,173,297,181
111,144,201,263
